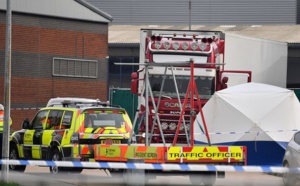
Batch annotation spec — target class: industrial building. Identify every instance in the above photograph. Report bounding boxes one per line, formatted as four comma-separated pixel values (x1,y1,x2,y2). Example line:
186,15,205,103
86,0,300,24
0,0,112,130
85,1,300,91
1,0,300,130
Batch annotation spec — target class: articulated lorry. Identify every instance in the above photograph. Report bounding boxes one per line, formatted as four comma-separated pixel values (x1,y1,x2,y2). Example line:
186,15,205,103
130,29,251,144
105,29,250,185
103,29,289,185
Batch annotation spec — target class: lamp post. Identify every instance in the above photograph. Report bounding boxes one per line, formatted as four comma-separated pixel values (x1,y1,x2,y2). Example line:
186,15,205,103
1,0,12,182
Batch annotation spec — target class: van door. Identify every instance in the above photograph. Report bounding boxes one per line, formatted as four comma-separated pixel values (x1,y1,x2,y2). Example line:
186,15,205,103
23,110,49,159
42,110,64,159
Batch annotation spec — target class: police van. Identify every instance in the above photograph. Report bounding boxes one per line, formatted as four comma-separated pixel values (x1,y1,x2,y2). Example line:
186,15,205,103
9,98,133,173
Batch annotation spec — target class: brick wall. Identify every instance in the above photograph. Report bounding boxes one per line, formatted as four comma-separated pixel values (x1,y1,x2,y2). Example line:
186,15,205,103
10,110,38,132
0,12,109,130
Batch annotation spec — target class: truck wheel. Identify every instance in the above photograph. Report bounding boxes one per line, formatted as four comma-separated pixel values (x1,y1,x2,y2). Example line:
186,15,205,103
9,144,26,172
49,149,62,174
282,162,296,186
189,171,217,186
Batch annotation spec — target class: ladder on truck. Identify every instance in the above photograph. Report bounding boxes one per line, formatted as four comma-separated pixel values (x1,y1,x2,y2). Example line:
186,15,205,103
126,59,213,146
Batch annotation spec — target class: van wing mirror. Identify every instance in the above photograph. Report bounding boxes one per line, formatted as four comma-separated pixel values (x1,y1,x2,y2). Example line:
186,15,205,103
131,72,138,94
22,118,30,129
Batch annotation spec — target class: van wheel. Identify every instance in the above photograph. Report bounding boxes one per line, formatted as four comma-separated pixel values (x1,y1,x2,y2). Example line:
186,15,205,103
9,144,26,172
49,149,62,174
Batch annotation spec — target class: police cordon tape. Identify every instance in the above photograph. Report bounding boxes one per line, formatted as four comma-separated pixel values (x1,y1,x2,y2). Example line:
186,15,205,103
135,129,300,137
0,159,299,174
10,107,43,110
196,129,299,135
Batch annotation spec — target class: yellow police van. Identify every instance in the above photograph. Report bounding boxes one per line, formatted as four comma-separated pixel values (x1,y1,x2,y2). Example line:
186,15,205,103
9,98,133,173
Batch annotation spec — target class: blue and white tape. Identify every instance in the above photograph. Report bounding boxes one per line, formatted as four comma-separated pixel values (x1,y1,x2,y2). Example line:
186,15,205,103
195,129,300,136
10,107,42,111
136,129,300,137
0,160,299,173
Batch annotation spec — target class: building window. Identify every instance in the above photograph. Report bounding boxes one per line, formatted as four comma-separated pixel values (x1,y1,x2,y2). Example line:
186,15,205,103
53,57,98,78
109,56,139,88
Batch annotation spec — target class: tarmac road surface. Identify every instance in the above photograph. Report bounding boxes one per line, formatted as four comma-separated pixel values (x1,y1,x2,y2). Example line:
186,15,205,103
2,165,294,186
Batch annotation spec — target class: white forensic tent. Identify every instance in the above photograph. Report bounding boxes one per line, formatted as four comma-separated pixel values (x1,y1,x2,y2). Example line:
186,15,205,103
194,82,300,165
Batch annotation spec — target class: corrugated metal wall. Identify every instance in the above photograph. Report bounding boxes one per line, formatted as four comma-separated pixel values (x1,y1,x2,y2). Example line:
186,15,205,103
297,0,300,24
86,0,296,24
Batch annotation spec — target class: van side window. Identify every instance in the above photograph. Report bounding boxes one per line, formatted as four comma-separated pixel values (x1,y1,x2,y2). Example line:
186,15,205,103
31,110,49,129
46,110,63,129
61,111,73,129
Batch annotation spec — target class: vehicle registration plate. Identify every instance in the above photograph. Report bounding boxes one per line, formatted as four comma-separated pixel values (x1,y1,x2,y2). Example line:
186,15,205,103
101,139,121,145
